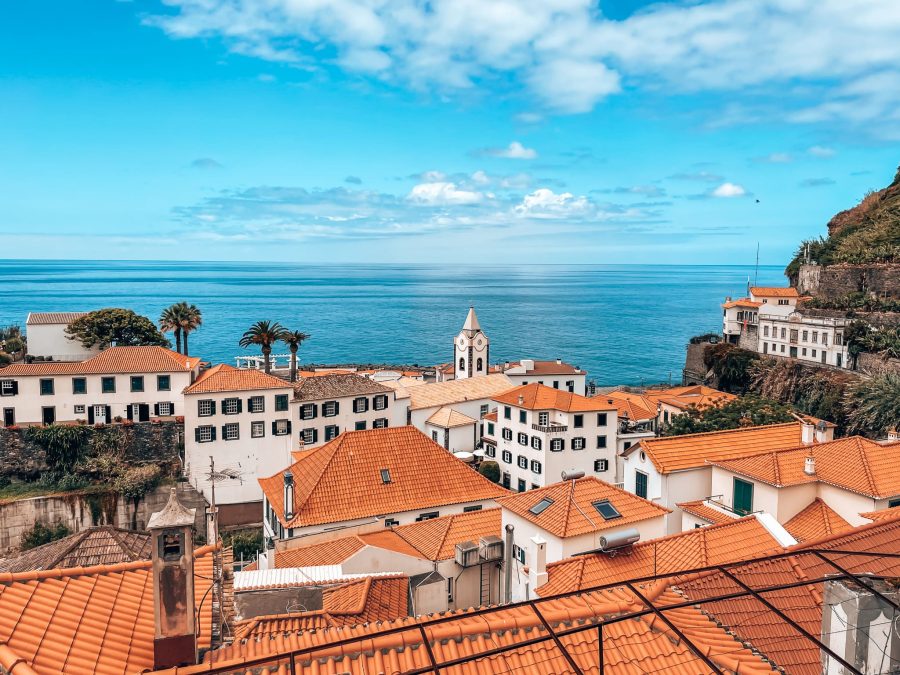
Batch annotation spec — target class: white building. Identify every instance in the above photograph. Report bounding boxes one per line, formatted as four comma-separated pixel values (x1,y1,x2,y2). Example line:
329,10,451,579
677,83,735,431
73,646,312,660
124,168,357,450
498,359,587,395
453,307,490,380
482,383,617,492
0,346,199,427
259,425,508,541
621,420,832,533
722,286,799,342
498,476,669,601
182,364,296,518
24,312,100,362
293,374,406,448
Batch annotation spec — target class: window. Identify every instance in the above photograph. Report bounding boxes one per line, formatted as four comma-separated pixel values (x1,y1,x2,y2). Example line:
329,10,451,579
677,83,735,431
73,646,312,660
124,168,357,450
275,394,288,411
487,422,495,435
778,299,789,305
592,500,622,520
355,420,366,431
812,331,818,343
518,479,526,492
596,435,607,449
157,402,174,416
484,444,495,458
353,397,368,413
519,410,527,424
459,357,465,371
502,450,512,464
504,406,511,420
822,333,828,346
196,425,215,443
223,397,241,415
517,432,528,445
384,518,399,527
480,404,489,417
463,504,483,513
812,349,817,357
802,348,807,356
530,498,554,515
72,378,87,395
198,399,214,416
530,460,542,474
836,332,843,346
373,395,388,411
416,511,439,522
323,401,338,417
432,430,439,442
780,327,786,339
223,423,239,441
373,418,388,429
0,380,16,396
74,404,85,414
550,438,564,452
476,357,483,372
733,478,754,515
573,414,583,428
301,428,318,445
889,498,900,509
513,544,525,563
273,419,290,436
635,470,648,499
552,381,559,389
251,421,265,438
249,396,265,413
447,577,454,603
299,403,317,420
572,437,585,450
502,472,511,488
517,455,528,469
502,428,512,441
789,329,798,342
538,412,549,426
597,413,607,426
99,377,114,393
780,344,785,353
566,380,575,392
40,379,54,396
157,375,171,391
763,325,770,337
380,468,391,484
594,459,609,473
324,425,340,441
130,376,144,393
530,436,542,450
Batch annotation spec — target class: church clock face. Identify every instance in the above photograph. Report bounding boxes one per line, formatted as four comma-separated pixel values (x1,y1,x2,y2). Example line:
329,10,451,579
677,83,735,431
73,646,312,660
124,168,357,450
458,338,466,347
476,338,482,346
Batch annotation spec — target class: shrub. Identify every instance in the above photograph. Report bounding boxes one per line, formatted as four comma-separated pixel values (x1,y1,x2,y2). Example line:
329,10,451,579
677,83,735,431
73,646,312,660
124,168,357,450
25,424,91,475
844,373,900,438
661,396,795,436
478,460,501,484
56,474,88,491
21,521,70,550
703,343,760,392
224,529,264,562
114,464,162,501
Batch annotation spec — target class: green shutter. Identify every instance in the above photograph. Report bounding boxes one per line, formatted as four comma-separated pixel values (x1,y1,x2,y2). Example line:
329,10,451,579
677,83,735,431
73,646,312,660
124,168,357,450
734,478,754,515
635,471,648,499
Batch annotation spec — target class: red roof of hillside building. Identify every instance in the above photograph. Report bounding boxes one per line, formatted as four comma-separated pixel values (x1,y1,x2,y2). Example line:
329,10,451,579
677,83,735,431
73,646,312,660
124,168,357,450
722,298,763,309
501,360,583,375
783,498,853,543
493,383,614,412
183,363,290,394
498,477,669,539
259,426,508,529
0,346,200,376
595,390,657,421
0,526,150,574
644,384,736,411
749,286,800,298
0,544,218,675
676,499,737,526
626,421,803,474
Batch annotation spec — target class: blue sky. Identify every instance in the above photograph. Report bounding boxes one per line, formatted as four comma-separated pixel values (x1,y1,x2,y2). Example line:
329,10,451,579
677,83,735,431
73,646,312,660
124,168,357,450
1,0,899,265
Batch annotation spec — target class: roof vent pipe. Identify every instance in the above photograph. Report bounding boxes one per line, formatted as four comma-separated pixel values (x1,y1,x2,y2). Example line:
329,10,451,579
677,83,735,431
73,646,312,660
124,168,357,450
804,456,816,476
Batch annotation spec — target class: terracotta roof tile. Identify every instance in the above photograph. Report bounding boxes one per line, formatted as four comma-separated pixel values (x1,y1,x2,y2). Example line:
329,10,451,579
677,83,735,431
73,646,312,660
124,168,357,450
269,537,369,568
501,360,583,375
382,373,514,410
425,406,477,428
260,426,508,529
749,286,800,298
861,506,900,521
0,346,200,376
628,421,803,474
493,383,615,412
498,477,670,539
783,498,853,543
0,526,150,573
595,391,657,421
644,384,737,411
292,373,393,401
676,500,738,525
183,364,291,394
712,435,900,498
722,299,763,309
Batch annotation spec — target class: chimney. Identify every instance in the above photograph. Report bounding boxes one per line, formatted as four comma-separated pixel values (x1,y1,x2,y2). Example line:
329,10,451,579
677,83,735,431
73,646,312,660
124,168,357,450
804,456,816,476
889,428,899,442
283,471,295,522
518,395,524,406
801,421,815,445
528,535,548,595
815,420,832,443
556,358,562,365
148,488,198,670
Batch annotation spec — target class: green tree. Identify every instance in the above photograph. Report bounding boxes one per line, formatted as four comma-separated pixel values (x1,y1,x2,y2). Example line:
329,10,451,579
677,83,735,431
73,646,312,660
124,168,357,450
280,329,311,382
703,343,760,393
25,424,91,475
66,309,170,350
159,304,184,354
844,373,900,438
21,522,71,550
176,303,202,356
478,460,501,484
661,396,796,436
239,320,286,374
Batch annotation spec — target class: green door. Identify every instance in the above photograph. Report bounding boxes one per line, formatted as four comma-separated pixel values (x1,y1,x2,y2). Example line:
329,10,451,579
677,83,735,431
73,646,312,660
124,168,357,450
635,471,648,499
734,478,754,515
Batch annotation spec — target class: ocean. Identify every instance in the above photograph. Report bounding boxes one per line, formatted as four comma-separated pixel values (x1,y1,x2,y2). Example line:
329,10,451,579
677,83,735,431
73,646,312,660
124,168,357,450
0,260,786,386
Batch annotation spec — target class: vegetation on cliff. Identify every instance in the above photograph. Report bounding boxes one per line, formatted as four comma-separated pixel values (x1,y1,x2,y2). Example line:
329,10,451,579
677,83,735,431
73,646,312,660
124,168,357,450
661,395,795,436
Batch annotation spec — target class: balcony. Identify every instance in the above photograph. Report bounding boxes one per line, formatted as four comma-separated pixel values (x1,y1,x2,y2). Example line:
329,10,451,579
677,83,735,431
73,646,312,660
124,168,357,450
532,423,567,434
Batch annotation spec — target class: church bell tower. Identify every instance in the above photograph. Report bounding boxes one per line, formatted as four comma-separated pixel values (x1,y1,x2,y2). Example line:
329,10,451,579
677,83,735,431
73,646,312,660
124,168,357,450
454,306,489,380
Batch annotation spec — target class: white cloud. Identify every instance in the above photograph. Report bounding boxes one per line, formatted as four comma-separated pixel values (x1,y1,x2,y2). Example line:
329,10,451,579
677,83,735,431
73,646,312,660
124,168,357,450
754,152,792,163
407,181,484,205
808,145,836,158
515,188,591,218
711,182,747,198
480,141,538,159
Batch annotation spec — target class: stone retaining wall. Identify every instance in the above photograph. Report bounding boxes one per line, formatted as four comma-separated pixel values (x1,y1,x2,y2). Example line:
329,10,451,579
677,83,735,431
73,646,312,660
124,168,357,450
798,263,900,300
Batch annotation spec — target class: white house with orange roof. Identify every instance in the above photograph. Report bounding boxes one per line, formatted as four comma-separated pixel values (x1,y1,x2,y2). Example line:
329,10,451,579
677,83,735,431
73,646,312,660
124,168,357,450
24,311,100,361
497,476,669,601
621,420,832,533
182,364,296,516
498,359,587,395
0,345,200,426
483,383,617,492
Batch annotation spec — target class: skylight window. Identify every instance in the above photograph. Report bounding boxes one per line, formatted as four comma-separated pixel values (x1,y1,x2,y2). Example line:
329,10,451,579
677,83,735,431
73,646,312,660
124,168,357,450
529,497,554,515
380,469,391,484
592,500,622,520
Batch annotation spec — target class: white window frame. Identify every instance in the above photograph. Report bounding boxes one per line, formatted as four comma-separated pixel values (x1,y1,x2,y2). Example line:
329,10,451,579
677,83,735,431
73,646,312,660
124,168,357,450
222,398,240,415
74,404,85,414
538,412,549,426
550,439,563,452
572,437,585,450
0,381,13,396
517,455,528,469
502,450,512,464
374,395,387,411
517,432,528,445
224,423,239,441
531,436,542,450
531,460,542,474
198,400,214,417
373,418,388,429
251,421,265,438
198,426,214,442
249,396,265,413
274,419,290,436
158,402,174,416
302,428,316,445
353,397,367,413
323,401,338,417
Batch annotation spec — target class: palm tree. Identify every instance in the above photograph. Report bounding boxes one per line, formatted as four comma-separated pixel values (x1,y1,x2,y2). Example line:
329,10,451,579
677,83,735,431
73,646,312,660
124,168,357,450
280,329,311,382
177,303,203,357
159,304,185,354
239,320,286,374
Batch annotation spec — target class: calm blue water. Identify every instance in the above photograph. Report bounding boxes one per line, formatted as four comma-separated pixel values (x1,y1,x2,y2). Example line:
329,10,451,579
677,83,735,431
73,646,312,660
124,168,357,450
0,261,786,385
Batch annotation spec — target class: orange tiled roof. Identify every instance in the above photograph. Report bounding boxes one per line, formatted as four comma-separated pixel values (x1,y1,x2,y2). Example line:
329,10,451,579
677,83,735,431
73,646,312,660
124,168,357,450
232,575,409,640
749,286,800,298
861,506,900,521
498,477,670,539
482,410,497,422
644,384,737,411
493,383,614,412
183,363,291,394
0,346,200,376
711,435,900,498
783,498,853,543
627,421,803,474
0,526,150,573
596,390,657,421
0,544,217,675
425,406,477,428
259,426,508,529
676,500,738,525
722,298,763,309
538,515,782,597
